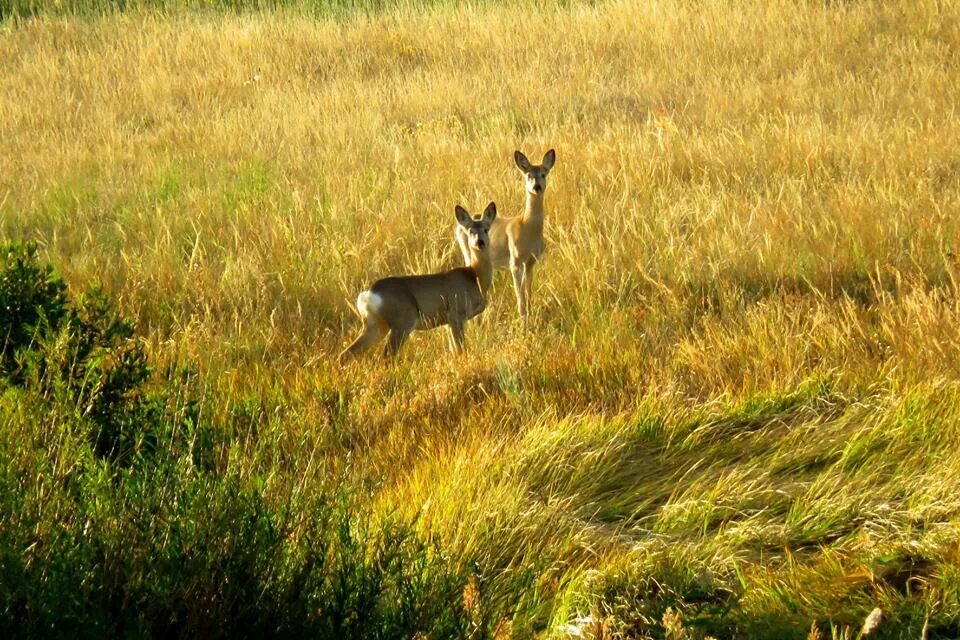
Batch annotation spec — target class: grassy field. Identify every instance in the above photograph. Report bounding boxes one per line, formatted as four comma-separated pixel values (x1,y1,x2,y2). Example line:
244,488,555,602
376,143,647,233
2,0,960,637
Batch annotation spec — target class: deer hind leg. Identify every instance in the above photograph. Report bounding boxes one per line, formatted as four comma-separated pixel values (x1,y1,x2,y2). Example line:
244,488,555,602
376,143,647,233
338,317,385,363
448,319,466,353
384,329,411,357
383,318,416,358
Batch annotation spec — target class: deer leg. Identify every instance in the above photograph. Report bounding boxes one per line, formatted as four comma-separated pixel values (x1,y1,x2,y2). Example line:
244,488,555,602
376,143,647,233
511,256,527,325
384,327,412,358
338,319,385,363
448,320,466,353
522,259,535,321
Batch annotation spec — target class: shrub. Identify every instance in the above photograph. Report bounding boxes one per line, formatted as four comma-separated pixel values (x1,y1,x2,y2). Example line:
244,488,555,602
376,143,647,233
0,241,158,463
0,243,475,638
0,241,69,380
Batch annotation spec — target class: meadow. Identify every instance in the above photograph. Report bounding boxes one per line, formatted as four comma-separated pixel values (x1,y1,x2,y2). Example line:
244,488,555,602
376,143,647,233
2,0,960,637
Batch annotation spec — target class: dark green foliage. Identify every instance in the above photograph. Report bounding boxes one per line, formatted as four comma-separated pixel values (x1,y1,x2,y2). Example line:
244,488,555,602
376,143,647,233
0,241,69,379
1,242,156,463
0,244,474,638
0,439,472,638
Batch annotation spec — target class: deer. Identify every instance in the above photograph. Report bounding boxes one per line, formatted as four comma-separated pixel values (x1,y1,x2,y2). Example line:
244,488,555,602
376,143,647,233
339,202,497,361
456,149,555,329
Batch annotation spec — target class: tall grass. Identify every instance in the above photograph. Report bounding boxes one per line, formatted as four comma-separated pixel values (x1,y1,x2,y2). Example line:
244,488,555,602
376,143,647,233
0,0,492,20
2,0,960,636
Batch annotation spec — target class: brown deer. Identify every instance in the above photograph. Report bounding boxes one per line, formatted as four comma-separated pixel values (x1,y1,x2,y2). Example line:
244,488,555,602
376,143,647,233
339,202,497,360
456,149,555,329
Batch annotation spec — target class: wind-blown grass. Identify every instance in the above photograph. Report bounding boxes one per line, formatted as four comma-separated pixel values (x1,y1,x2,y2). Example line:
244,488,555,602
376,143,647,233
2,0,960,637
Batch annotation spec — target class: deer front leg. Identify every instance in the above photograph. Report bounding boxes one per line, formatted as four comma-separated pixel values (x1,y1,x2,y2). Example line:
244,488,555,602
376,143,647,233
510,255,527,327
522,259,535,322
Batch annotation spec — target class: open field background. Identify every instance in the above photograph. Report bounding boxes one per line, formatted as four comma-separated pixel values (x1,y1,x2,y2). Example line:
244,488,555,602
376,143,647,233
3,0,960,637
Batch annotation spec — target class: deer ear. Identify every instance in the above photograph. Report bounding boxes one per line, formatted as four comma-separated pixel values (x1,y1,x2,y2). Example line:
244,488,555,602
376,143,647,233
514,150,531,172
542,149,556,171
455,205,472,228
481,201,497,226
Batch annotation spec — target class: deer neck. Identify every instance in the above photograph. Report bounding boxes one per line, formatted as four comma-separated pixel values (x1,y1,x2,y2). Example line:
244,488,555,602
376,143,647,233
522,190,546,225
468,247,494,296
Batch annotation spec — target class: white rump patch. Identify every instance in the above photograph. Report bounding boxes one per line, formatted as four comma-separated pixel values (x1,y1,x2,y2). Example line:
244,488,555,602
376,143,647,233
356,291,383,317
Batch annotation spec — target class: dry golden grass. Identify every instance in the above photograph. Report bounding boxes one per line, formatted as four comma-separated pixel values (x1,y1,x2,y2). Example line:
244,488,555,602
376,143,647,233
3,0,960,636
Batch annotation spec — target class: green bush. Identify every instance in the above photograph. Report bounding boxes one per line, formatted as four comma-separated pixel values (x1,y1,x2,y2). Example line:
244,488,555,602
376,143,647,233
0,243,475,637
1,242,160,463
0,241,69,379
0,433,472,637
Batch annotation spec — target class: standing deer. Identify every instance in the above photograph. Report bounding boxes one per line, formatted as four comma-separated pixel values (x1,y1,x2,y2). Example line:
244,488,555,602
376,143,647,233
339,202,497,361
456,149,555,329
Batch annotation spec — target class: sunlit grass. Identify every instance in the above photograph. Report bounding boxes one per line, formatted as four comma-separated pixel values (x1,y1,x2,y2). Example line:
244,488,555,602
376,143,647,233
3,0,960,636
